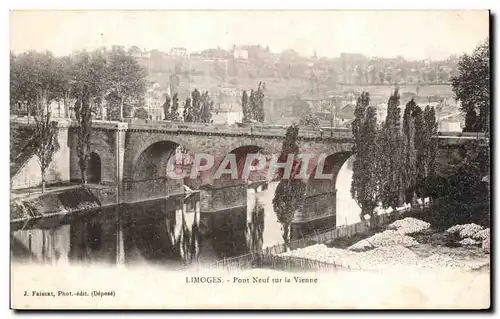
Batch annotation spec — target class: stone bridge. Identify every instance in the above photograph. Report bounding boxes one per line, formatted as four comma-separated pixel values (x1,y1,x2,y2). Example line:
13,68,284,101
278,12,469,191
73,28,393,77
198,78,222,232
11,117,488,235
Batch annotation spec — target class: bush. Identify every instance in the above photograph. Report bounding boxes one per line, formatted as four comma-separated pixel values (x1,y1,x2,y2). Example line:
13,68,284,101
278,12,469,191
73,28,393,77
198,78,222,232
428,199,490,231
134,107,149,120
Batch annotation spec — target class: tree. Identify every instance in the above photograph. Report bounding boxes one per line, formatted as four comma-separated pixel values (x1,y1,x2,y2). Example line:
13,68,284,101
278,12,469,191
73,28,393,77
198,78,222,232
248,89,256,121
162,94,171,120
56,55,74,118
10,51,63,192
200,91,213,123
413,105,438,202
351,92,380,224
413,105,426,199
169,73,180,96
106,47,147,119
241,90,250,122
167,93,180,121
422,106,438,200
253,82,266,122
33,111,60,193
464,109,478,132
299,113,320,127
246,83,266,123
183,97,194,122
402,99,418,204
273,125,305,249
73,84,93,184
70,51,109,184
451,38,489,133
191,89,202,122
379,89,405,211
134,107,149,120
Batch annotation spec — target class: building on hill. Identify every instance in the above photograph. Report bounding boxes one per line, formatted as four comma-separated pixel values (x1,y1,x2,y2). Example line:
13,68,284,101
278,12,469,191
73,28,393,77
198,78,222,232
337,104,355,121
201,48,231,60
170,47,188,57
211,110,243,125
233,47,249,60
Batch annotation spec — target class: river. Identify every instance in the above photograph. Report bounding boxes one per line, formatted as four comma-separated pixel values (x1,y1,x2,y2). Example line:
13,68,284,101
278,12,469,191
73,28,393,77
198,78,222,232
10,158,360,268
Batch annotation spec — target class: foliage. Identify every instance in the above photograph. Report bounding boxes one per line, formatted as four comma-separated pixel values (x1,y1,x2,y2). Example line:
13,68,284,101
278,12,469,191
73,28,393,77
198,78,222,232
191,89,202,122
183,97,193,122
166,93,180,121
241,90,249,122
414,106,439,199
253,82,266,122
162,94,171,120
10,51,63,192
402,99,418,203
451,38,490,133
105,47,147,119
379,88,405,210
73,84,93,184
10,49,148,188
134,107,149,120
200,91,213,123
245,82,266,122
273,125,306,248
169,73,180,96
350,92,380,223
427,158,490,229
70,51,108,183
299,113,321,127
423,106,438,179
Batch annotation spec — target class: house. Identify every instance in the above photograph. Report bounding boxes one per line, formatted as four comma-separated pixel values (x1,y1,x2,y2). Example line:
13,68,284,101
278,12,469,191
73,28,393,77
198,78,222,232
170,47,188,57
233,48,249,60
211,110,243,125
337,104,355,120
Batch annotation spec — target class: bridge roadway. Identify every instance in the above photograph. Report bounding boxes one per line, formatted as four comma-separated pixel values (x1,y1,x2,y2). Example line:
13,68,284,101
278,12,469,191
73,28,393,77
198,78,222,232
11,116,488,236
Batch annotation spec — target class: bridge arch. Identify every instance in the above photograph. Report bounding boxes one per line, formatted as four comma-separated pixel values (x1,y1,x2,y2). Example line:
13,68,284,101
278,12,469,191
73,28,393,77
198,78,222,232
87,152,102,184
306,151,353,195
211,145,266,185
131,140,189,181
292,151,354,231
128,134,198,178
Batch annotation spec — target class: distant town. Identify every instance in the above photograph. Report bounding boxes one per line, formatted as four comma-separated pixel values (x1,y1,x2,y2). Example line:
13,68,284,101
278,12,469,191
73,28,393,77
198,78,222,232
126,45,462,130
11,44,464,132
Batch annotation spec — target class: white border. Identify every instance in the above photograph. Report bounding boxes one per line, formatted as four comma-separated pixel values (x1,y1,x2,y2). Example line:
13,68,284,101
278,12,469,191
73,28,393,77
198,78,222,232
1,1,498,317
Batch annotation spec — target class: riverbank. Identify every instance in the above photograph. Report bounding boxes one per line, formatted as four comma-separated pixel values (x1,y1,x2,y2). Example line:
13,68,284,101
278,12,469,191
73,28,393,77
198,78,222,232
278,217,490,272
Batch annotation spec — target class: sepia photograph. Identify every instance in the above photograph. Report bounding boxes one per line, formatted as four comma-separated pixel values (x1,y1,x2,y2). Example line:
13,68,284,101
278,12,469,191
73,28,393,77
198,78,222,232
8,9,491,310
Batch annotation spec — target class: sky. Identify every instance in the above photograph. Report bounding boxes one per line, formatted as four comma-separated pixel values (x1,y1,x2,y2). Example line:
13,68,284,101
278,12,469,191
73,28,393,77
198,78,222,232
10,10,490,60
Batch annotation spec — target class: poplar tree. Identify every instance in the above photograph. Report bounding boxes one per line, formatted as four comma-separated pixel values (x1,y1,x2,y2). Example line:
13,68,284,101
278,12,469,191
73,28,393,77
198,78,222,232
241,90,249,122
422,106,438,201
183,97,193,122
200,91,213,123
402,99,418,204
380,89,404,211
191,89,202,122
254,82,266,122
167,93,180,121
273,125,305,249
351,92,380,224
451,38,489,133
162,94,171,120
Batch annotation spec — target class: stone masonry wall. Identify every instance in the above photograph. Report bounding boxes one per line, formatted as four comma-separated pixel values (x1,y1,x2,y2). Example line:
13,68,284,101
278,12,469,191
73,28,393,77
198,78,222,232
11,122,70,190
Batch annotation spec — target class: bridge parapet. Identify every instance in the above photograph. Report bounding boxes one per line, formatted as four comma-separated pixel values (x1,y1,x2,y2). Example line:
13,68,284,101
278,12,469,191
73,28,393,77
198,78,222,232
124,120,353,140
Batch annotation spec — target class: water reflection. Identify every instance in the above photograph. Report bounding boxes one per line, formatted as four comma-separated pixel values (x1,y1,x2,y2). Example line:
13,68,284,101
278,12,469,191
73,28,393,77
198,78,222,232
11,161,361,267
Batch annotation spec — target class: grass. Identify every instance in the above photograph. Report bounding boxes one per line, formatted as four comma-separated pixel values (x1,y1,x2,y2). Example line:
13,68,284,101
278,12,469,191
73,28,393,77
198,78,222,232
324,226,385,249
407,229,489,262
